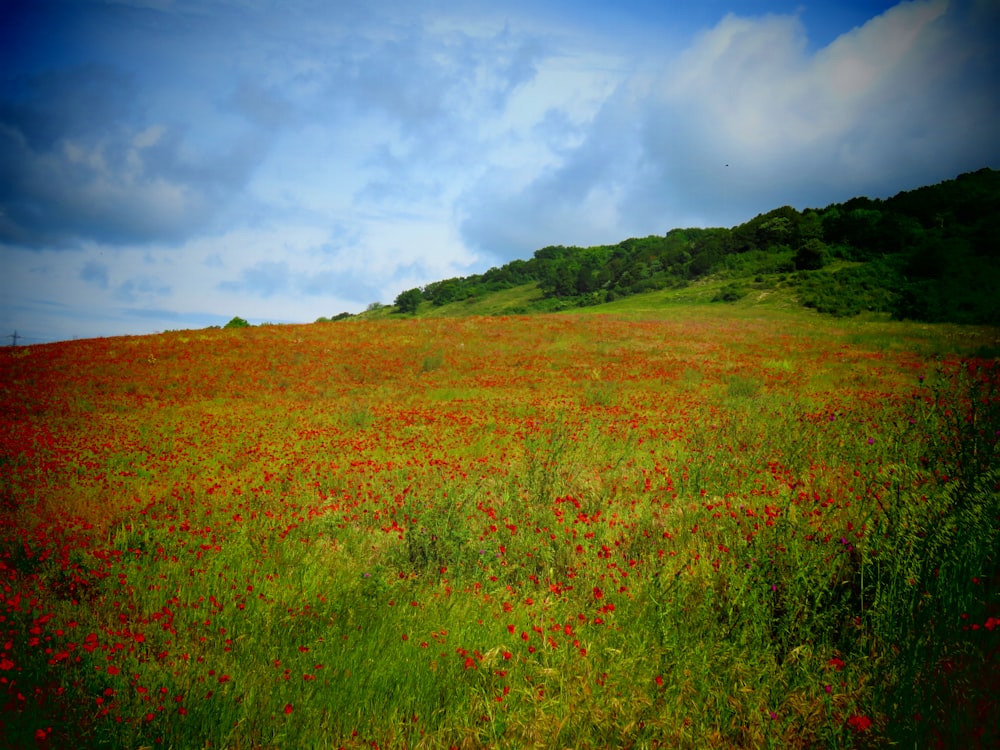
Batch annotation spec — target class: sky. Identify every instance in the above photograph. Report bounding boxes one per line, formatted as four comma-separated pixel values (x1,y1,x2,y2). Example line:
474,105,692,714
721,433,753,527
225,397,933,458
1,0,998,344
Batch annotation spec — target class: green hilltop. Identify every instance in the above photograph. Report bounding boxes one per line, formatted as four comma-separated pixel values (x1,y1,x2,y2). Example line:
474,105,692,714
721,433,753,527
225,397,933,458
323,167,1000,325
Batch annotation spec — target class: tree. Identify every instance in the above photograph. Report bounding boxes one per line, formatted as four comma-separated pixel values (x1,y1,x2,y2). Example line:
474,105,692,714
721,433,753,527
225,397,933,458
394,288,423,314
793,238,829,271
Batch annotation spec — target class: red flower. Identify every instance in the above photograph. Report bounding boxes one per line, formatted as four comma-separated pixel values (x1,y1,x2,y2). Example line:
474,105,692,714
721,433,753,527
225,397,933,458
847,715,873,732
284,703,294,715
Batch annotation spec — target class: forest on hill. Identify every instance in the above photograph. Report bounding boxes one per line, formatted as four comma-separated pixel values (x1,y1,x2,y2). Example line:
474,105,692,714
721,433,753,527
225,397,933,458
376,167,999,325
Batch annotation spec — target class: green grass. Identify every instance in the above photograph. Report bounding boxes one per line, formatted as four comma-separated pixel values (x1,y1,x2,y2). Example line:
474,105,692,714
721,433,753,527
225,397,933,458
2,310,998,749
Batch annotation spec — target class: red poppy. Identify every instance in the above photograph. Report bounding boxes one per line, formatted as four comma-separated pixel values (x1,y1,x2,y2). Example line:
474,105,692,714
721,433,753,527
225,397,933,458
847,715,873,732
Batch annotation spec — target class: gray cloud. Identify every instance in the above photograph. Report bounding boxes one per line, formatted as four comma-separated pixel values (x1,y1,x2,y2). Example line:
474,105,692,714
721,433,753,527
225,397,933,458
296,267,382,303
80,260,110,289
624,0,1000,220
116,276,171,303
318,23,547,203
457,84,643,259
0,64,135,150
218,260,292,298
328,26,542,127
217,256,387,306
0,63,268,249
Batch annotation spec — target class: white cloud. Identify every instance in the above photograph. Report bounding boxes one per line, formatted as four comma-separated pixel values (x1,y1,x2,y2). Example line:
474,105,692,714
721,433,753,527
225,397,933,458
458,0,1000,253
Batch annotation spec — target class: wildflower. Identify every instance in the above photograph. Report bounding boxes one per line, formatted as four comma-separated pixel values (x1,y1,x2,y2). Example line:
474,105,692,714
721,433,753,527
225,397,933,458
283,703,294,715
827,657,845,671
847,715,873,732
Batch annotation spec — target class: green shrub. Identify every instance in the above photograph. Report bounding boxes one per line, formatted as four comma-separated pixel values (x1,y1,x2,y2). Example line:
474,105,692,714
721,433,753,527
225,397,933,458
712,283,748,303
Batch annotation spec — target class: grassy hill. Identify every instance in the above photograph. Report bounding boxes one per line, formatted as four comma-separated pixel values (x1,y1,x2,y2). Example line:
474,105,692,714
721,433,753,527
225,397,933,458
328,167,1000,326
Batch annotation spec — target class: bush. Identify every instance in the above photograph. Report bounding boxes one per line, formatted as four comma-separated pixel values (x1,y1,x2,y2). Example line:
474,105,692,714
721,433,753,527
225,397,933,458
712,283,748,303
394,288,423,314
794,238,829,270
224,316,250,329
316,312,354,323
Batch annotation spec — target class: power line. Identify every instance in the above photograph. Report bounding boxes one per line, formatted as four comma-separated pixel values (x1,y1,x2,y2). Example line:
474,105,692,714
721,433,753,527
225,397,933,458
6,331,20,346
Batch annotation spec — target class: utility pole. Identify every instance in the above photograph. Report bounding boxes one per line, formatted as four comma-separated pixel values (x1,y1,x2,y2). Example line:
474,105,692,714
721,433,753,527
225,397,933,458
6,331,21,346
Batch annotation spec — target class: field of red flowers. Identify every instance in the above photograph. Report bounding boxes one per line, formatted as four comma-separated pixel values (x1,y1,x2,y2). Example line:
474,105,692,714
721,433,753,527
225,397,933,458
1,311,998,748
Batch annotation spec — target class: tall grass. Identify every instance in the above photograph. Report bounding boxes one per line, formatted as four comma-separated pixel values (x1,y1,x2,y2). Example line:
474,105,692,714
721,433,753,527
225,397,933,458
1,313,997,748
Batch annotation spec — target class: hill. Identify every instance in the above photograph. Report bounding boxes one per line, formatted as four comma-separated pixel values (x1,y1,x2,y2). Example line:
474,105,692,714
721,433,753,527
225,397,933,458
323,167,1000,325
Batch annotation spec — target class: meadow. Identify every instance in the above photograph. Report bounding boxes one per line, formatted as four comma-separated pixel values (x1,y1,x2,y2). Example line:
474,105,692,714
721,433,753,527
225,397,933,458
1,309,998,749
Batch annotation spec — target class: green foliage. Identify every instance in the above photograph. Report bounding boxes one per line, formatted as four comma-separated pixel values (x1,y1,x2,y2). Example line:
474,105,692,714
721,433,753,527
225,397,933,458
392,493,478,575
224,316,250,329
316,312,354,322
712,283,748,303
420,350,444,373
793,238,829,270
373,167,1000,325
394,288,423,314
866,466,1000,745
793,260,903,317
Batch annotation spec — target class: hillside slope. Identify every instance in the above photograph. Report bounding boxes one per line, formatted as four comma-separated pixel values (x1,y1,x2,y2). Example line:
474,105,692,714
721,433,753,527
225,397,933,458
330,167,999,325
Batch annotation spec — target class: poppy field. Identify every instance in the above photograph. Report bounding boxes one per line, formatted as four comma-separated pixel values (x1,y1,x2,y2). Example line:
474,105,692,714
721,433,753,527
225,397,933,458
1,310,999,749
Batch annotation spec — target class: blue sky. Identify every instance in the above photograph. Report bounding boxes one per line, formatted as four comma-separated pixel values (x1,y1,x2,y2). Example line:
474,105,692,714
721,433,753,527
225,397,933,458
2,0,998,343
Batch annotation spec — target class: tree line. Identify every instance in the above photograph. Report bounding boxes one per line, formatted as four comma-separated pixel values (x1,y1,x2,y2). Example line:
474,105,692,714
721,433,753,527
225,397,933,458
380,167,999,324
